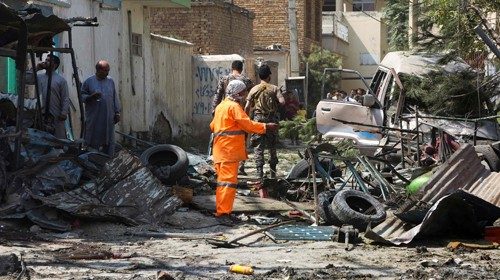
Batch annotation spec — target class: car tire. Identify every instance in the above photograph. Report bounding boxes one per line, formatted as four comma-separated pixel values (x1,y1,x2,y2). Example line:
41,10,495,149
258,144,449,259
316,190,340,225
140,144,189,182
475,145,500,172
331,189,386,231
286,159,342,180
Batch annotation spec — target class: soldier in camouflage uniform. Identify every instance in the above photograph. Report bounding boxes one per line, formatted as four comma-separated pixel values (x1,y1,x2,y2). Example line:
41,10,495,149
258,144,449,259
211,60,253,115
244,65,285,179
211,60,253,175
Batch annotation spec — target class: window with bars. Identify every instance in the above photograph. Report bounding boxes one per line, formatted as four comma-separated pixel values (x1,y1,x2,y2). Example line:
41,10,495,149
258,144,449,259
323,0,336,11
131,33,142,57
352,0,375,11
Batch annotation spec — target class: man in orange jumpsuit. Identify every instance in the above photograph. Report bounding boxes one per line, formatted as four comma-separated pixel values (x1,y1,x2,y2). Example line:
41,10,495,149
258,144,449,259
210,80,278,217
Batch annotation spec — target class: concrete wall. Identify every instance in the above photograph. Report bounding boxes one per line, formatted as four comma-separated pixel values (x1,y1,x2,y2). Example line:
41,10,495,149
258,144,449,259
150,34,193,142
120,1,148,133
253,50,290,88
191,54,244,141
341,11,388,91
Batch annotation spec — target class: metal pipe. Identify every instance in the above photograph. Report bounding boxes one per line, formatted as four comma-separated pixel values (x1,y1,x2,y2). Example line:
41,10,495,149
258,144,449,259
331,117,420,134
344,161,369,193
307,148,320,225
115,130,155,147
399,119,405,169
27,47,75,53
282,198,316,224
14,22,28,169
401,114,500,122
68,30,85,138
29,51,43,129
415,107,420,165
473,121,478,146
44,51,54,123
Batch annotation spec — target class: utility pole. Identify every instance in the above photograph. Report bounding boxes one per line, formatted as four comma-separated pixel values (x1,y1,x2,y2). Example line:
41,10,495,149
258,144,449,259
408,0,418,50
288,0,299,77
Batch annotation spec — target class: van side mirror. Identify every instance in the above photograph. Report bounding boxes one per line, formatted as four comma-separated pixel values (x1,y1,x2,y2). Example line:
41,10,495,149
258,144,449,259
362,94,376,107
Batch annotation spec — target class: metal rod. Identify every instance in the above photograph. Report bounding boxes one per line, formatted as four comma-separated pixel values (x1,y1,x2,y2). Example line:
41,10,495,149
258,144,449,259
344,161,368,193
68,30,85,138
27,47,77,53
331,117,420,134
401,114,500,122
29,51,43,129
473,121,478,146
282,198,316,224
44,51,54,123
399,119,405,169
115,130,155,147
415,107,420,165
14,23,28,170
307,148,320,225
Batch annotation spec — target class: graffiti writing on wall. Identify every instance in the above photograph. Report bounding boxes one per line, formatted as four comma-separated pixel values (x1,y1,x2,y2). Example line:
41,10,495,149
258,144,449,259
193,65,230,115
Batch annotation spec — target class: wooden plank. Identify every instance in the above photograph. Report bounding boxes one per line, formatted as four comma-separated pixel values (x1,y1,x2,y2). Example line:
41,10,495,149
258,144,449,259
192,195,315,212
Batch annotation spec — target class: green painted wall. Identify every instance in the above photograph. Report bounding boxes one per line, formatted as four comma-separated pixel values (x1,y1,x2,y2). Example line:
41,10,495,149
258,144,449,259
6,58,16,93
0,57,16,94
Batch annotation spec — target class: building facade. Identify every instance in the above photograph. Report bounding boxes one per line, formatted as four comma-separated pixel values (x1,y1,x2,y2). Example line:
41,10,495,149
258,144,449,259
151,0,254,56
322,0,389,90
233,0,323,55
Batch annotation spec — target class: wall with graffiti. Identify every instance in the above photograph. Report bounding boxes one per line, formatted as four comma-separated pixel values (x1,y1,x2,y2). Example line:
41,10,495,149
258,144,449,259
192,54,244,139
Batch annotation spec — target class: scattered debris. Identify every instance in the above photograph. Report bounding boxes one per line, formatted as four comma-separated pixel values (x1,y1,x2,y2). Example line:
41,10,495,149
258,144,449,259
447,241,499,251
229,264,254,275
207,220,295,248
0,254,21,276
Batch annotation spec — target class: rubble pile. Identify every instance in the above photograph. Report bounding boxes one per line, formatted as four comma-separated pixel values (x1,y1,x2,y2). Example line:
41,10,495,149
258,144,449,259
0,128,183,231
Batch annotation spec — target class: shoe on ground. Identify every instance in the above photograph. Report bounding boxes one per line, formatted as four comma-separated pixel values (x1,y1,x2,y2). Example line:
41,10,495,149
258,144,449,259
215,214,241,226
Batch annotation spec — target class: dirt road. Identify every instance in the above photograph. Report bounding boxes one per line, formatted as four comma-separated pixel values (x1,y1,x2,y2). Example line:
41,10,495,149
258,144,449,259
1,210,499,279
0,143,498,279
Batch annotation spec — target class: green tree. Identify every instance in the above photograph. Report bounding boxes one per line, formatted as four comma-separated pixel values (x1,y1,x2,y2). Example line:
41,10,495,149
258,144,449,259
302,45,341,112
383,0,409,51
384,0,500,63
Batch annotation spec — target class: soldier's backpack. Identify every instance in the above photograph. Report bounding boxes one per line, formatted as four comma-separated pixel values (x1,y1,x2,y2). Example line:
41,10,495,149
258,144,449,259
253,84,278,115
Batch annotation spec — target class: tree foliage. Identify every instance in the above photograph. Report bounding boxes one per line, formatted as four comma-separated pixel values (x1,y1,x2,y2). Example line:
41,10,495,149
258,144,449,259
383,0,409,51
279,115,317,143
399,70,498,117
384,0,500,63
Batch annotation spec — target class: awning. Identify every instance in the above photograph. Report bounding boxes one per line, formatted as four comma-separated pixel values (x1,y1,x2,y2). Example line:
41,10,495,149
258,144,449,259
0,3,70,49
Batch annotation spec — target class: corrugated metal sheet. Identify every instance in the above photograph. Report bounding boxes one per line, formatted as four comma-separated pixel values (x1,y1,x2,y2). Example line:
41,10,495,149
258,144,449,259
150,34,193,138
419,144,499,207
366,144,500,244
32,150,182,225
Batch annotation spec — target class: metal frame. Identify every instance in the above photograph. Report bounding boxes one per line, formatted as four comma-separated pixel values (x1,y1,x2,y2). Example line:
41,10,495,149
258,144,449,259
1,6,96,169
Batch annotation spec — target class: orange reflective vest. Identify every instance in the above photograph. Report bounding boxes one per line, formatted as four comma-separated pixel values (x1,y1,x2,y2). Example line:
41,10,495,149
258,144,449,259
210,99,266,163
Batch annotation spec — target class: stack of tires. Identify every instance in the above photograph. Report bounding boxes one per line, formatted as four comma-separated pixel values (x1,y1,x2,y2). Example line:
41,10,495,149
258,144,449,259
316,189,386,231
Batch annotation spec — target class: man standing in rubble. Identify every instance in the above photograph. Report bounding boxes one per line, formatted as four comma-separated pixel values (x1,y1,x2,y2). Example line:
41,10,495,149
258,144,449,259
81,60,121,156
211,60,253,175
245,64,285,179
34,54,70,139
210,80,278,217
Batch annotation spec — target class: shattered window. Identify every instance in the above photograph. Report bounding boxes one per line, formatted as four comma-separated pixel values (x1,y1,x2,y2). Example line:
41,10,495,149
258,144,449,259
353,0,375,11
131,33,142,57
323,0,336,11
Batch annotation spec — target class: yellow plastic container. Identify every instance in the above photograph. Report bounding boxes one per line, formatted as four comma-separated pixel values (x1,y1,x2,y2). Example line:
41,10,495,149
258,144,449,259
229,265,254,275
